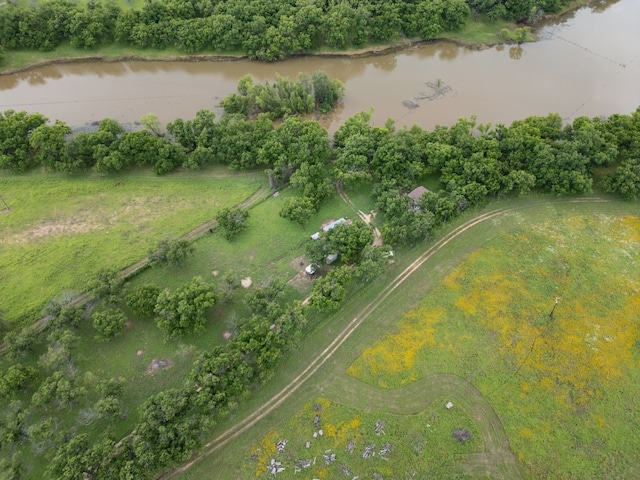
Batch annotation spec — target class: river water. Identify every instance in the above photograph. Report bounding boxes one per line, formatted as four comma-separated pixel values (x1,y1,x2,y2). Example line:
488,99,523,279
0,0,638,132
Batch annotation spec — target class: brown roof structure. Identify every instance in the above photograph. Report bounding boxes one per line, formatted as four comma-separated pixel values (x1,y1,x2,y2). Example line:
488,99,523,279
408,186,429,203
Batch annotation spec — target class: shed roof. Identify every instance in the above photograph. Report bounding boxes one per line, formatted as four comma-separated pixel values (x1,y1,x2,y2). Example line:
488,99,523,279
322,217,347,231
408,186,429,202
311,217,348,240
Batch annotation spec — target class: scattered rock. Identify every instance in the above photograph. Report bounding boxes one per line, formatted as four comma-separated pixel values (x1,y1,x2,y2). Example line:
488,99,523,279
136,349,144,356
452,428,473,443
211,270,219,276
379,443,392,457
346,439,355,454
363,444,376,459
241,277,252,288
322,452,336,465
268,459,284,475
222,330,233,340
147,358,170,373
340,464,352,476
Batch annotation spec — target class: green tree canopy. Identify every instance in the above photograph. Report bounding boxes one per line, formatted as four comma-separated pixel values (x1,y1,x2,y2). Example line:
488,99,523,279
148,238,195,267
155,277,217,338
215,207,249,241
92,308,127,341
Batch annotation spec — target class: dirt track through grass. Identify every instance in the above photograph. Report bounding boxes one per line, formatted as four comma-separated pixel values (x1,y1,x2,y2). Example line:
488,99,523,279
164,205,516,478
327,371,522,478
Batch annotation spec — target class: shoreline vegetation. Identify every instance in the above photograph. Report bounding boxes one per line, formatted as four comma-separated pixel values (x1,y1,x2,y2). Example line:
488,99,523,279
0,0,597,76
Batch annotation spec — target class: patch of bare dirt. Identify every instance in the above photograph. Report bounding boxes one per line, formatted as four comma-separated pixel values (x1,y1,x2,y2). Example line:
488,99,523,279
11,221,103,242
287,255,313,291
8,195,184,244
290,255,307,272
357,210,383,246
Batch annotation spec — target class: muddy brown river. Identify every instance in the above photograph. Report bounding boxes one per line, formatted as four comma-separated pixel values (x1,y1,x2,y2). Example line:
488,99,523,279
0,0,638,132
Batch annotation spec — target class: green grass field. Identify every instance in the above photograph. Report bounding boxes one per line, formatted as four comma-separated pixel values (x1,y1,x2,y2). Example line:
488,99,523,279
0,168,367,478
0,168,264,322
179,198,639,480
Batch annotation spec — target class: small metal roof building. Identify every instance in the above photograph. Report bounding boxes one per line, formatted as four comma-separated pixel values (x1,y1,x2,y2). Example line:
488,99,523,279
310,217,348,240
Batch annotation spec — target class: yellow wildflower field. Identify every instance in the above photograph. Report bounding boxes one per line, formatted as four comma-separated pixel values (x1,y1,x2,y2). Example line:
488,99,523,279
348,215,640,478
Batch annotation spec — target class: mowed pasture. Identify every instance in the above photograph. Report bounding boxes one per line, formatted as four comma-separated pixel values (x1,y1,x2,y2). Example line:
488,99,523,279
183,200,639,480
0,168,264,322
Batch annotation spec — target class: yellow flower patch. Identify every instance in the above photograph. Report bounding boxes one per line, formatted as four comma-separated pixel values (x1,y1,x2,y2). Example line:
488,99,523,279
346,307,442,383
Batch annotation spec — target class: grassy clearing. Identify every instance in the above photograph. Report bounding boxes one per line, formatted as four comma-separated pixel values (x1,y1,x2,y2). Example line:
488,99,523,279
348,214,640,478
0,168,264,322
132,190,354,291
443,17,511,45
181,198,639,480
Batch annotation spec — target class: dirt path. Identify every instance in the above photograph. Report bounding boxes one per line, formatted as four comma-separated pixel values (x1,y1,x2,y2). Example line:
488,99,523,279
337,185,383,245
163,206,514,478
326,371,522,478
0,185,269,355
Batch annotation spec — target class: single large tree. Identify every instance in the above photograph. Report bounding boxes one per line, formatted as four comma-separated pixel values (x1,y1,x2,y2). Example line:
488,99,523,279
86,268,124,304
155,277,217,338
148,238,195,267
215,207,249,241
92,308,127,341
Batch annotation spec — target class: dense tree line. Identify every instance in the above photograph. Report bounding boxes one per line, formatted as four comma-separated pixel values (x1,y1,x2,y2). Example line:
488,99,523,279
330,108,640,246
2,105,640,228
0,0,580,62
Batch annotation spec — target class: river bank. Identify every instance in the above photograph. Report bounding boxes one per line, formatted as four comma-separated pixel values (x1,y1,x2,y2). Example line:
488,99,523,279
0,38,492,76
0,0,598,76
